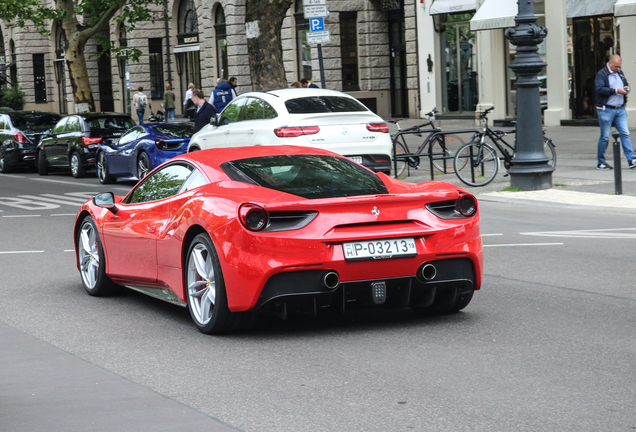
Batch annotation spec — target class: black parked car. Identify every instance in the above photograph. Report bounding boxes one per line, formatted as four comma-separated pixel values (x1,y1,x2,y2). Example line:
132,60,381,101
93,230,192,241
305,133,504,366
0,111,62,173
37,113,135,178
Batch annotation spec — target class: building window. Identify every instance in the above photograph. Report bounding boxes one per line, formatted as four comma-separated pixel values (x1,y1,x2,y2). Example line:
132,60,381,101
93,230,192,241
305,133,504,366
294,0,312,81
149,38,164,99
33,54,47,103
340,12,359,91
215,7,228,80
177,0,201,94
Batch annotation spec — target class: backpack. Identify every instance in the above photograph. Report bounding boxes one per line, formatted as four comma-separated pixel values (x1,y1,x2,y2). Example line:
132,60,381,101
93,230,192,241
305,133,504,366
137,93,147,108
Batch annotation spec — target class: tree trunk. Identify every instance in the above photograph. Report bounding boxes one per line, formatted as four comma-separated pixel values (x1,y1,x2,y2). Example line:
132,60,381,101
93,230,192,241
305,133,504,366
245,0,293,91
64,35,96,113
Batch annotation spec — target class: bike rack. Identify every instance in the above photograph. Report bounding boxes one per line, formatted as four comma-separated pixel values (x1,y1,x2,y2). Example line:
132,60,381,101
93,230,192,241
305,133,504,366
393,129,480,180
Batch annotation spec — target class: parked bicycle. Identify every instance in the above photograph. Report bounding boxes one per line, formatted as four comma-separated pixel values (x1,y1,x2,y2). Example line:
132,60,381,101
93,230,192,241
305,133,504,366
453,107,557,187
390,108,467,178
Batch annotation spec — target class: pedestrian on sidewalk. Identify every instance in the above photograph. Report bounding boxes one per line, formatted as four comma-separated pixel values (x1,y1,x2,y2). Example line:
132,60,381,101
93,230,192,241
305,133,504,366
191,90,216,134
212,78,233,113
132,86,147,124
300,78,319,88
163,83,176,122
595,54,636,170
184,83,195,120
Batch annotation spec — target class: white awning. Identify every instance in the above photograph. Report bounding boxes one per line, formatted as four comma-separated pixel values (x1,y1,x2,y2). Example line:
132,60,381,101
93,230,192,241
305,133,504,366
567,0,615,18
429,0,476,15
173,44,200,54
615,0,636,17
470,0,517,31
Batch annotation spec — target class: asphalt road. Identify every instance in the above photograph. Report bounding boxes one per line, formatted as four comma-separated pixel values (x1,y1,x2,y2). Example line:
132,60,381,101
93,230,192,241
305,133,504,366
1,170,635,431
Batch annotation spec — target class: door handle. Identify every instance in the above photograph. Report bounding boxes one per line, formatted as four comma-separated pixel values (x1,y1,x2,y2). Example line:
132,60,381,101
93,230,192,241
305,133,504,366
248,129,254,134
148,226,156,233
224,130,230,135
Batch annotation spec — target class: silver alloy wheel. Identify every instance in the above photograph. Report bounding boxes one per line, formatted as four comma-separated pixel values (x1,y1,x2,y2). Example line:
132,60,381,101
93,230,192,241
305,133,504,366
97,153,106,182
78,221,100,289
0,150,5,172
71,153,80,177
186,243,216,325
138,154,150,179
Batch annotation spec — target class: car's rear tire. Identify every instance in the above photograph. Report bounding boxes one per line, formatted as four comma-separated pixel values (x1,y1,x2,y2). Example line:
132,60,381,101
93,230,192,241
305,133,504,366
77,216,121,296
96,152,116,184
70,152,86,178
185,233,255,334
0,148,12,173
37,151,48,176
137,152,150,179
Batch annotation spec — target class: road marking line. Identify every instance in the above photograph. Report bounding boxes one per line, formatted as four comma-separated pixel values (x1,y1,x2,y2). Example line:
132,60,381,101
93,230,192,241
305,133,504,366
64,249,75,252
18,195,86,207
30,177,130,191
2,215,41,218
484,243,564,248
481,233,503,236
51,214,77,217
0,250,45,254
521,228,636,239
41,193,92,203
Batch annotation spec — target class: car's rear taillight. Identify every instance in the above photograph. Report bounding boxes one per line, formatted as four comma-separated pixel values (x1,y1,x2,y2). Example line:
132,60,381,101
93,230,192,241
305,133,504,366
155,140,167,150
366,123,389,133
13,132,28,143
239,204,268,231
456,194,477,217
274,126,320,138
82,137,102,146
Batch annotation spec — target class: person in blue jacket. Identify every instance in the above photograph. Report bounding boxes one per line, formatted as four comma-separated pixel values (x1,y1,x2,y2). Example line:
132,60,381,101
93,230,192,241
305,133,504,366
300,78,319,88
212,79,233,113
594,54,636,170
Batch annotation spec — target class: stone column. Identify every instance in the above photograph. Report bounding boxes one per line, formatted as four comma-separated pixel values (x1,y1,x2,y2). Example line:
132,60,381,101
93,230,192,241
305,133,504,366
543,0,569,126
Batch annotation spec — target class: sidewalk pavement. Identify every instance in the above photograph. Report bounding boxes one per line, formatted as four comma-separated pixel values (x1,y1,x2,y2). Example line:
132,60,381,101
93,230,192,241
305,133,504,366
387,117,636,211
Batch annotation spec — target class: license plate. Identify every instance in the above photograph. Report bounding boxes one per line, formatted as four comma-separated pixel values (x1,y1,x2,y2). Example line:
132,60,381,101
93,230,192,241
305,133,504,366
349,156,363,164
343,237,417,261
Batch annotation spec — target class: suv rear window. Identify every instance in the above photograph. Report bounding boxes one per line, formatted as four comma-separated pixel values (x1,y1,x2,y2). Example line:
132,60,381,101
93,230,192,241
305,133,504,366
222,154,388,199
9,113,61,130
285,96,369,114
86,117,135,130
152,124,194,138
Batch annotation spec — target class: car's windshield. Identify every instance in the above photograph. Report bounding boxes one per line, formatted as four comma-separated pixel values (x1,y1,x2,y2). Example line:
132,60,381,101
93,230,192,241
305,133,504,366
285,96,369,114
222,155,388,199
152,124,194,138
87,117,135,130
9,113,60,131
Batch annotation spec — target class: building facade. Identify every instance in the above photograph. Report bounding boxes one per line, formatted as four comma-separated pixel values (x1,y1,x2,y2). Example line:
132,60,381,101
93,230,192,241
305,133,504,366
0,0,420,120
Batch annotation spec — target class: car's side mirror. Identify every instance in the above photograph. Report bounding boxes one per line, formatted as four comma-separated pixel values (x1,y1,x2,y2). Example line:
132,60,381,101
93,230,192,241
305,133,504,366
209,116,218,126
92,192,118,214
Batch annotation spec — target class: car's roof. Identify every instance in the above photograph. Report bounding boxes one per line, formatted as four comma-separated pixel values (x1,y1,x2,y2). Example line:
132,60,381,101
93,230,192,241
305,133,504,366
238,88,360,102
7,110,61,116
73,112,133,118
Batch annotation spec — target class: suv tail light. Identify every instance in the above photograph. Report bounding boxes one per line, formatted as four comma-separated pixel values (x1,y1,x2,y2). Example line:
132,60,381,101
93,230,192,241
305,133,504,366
366,123,389,133
82,137,102,146
239,204,268,231
274,126,320,138
155,140,167,150
13,132,29,143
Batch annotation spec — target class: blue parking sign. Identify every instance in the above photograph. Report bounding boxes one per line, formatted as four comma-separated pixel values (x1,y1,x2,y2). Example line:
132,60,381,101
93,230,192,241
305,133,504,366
310,17,324,32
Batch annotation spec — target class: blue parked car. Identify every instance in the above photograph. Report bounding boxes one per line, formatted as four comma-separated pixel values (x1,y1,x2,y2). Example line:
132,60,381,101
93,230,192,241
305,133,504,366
95,122,194,184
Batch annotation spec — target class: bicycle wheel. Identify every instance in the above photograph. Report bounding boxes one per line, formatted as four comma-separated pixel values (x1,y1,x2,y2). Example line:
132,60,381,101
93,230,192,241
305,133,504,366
544,137,557,168
454,141,500,187
393,138,409,178
431,134,466,173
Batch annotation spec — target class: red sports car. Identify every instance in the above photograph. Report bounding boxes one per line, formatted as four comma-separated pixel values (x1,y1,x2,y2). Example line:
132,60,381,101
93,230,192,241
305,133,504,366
74,146,483,334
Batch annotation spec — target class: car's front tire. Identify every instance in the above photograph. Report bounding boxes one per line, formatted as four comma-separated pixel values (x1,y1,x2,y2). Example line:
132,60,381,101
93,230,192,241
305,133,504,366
37,151,48,175
77,216,121,296
185,233,254,334
137,152,150,179
70,152,86,178
0,148,12,173
96,152,116,184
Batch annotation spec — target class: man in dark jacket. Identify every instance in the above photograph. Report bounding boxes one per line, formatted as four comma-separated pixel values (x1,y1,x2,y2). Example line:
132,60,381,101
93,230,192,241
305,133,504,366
191,90,216,134
213,79,233,113
300,78,319,88
594,54,636,170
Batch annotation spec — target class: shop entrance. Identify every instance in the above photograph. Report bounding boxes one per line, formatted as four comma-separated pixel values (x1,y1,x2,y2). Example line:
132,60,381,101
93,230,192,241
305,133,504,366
440,14,477,113
569,15,616,119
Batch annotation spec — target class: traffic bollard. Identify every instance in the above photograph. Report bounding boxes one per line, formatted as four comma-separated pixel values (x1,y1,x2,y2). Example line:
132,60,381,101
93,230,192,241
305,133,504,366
612,130,622,195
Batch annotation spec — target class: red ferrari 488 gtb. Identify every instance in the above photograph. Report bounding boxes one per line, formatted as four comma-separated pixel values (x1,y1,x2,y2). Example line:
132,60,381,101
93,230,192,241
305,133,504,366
74,146,483,334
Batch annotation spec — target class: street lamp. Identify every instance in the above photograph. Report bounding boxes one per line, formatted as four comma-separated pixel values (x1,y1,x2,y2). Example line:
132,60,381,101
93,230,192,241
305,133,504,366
505,0,554,190
53,57,64,85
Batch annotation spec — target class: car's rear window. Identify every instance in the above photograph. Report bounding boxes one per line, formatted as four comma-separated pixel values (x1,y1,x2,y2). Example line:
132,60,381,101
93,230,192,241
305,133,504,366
222,155,388,199
86,117,135,130
9,113,61,130
152,124,194,138
284,96,369,114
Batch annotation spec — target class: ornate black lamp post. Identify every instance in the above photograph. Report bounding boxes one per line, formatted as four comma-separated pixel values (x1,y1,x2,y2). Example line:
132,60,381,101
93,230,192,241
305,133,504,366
505,0,554,190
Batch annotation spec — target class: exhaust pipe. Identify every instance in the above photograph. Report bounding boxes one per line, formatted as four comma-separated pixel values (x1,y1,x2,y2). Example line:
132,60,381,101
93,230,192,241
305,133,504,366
321,271,340,289
420,263,437,281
